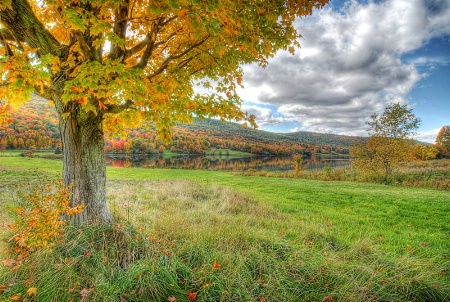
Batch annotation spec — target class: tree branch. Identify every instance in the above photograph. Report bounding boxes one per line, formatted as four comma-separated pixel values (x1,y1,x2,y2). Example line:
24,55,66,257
109,0,130,60
0,28,21,42
0,0,67,58
104,99,134,114
73,30,91,60
147,35,209,80
124,34,151,60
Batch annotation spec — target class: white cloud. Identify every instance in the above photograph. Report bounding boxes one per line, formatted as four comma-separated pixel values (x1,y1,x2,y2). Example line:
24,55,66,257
413,128,440,143
242,105,295,126
238,0,450,135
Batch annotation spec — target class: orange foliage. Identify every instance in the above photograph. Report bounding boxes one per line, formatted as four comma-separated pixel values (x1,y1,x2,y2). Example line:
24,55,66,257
6,180,83,269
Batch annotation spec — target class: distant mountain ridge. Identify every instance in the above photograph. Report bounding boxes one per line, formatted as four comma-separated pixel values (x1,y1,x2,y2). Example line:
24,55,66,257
182,118,362,152
1,98,364,155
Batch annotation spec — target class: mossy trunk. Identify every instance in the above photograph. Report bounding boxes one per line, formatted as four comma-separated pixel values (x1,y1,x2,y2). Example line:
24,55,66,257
54,95,111,224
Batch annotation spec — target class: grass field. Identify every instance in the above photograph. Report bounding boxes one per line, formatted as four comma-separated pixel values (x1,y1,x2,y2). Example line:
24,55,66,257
0,156,449,301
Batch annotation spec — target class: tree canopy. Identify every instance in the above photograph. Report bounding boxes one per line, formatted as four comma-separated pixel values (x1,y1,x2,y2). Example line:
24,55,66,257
367,103,421,139
1,0,328,135
436,126,450,151
1,0,329,223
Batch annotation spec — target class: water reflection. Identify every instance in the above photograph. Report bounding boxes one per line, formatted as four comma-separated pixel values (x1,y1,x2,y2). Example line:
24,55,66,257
105,154,350,172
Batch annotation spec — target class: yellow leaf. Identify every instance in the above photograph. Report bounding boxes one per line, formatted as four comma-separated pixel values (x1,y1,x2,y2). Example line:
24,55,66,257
27,287,37,296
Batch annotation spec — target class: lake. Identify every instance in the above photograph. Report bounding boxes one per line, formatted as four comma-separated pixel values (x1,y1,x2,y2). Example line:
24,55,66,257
105,154,350,172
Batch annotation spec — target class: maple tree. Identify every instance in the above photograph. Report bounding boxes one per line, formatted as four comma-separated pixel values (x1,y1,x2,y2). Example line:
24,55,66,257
1,0,328,223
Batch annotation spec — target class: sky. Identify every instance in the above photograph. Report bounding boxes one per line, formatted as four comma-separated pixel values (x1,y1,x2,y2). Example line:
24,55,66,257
237,0,450,143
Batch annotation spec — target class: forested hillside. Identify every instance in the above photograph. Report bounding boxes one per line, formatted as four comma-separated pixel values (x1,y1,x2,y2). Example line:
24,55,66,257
1,98,360,156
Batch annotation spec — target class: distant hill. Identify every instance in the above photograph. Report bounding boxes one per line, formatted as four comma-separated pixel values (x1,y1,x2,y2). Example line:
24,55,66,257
181,118,361,155
1,98,364,156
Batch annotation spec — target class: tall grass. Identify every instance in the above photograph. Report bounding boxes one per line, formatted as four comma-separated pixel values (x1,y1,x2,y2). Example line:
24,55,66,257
1,166,449,301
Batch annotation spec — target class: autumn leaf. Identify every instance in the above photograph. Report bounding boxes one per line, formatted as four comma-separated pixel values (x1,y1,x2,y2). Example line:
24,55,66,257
6,118,14,124
4,62,13,71
80,287,90,298
213,260,220,270
187,292,197,301
70,86,83,93
27,287,37,296
98,101,108,110
2,259,15,267
9,294,22,301
179,8,189,18
79,97,89,105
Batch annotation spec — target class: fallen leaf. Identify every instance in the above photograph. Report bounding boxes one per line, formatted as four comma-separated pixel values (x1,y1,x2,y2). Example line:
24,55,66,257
9,293,22,301
80,288,90,298
187,292,197,301
27,287,37,296
2,259,15,267
213,261,220,270
167,296,176,302
322,295,333,302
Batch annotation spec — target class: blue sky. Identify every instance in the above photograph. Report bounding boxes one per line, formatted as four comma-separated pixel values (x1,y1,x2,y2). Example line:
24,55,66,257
237,0,450,143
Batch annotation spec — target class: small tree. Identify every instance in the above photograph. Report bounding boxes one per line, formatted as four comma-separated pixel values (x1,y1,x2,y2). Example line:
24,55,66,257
292,154,306,177
436,126,450,152
351,137,412,181
351,103,420,182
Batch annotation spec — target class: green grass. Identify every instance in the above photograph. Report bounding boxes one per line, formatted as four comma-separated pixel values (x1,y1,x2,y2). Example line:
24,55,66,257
1,157,449,301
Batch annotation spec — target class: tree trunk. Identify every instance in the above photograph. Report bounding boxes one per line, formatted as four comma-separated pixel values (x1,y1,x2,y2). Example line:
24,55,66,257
54,94,111,224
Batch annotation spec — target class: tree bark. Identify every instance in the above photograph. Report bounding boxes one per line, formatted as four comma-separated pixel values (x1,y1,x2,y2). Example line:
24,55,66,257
54,94,111,224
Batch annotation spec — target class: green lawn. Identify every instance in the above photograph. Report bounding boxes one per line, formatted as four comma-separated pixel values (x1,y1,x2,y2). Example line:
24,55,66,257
1,156,449,301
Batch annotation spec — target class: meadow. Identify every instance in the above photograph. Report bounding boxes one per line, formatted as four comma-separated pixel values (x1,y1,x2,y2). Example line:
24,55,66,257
0,156,449,301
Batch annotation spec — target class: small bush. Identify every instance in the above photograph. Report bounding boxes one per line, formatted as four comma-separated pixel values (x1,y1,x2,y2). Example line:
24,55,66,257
6,180,83,268
21,150,34,158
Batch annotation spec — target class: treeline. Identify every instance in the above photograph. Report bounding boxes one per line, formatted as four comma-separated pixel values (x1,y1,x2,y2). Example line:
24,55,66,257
1,98,356,156
0,100,60,151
